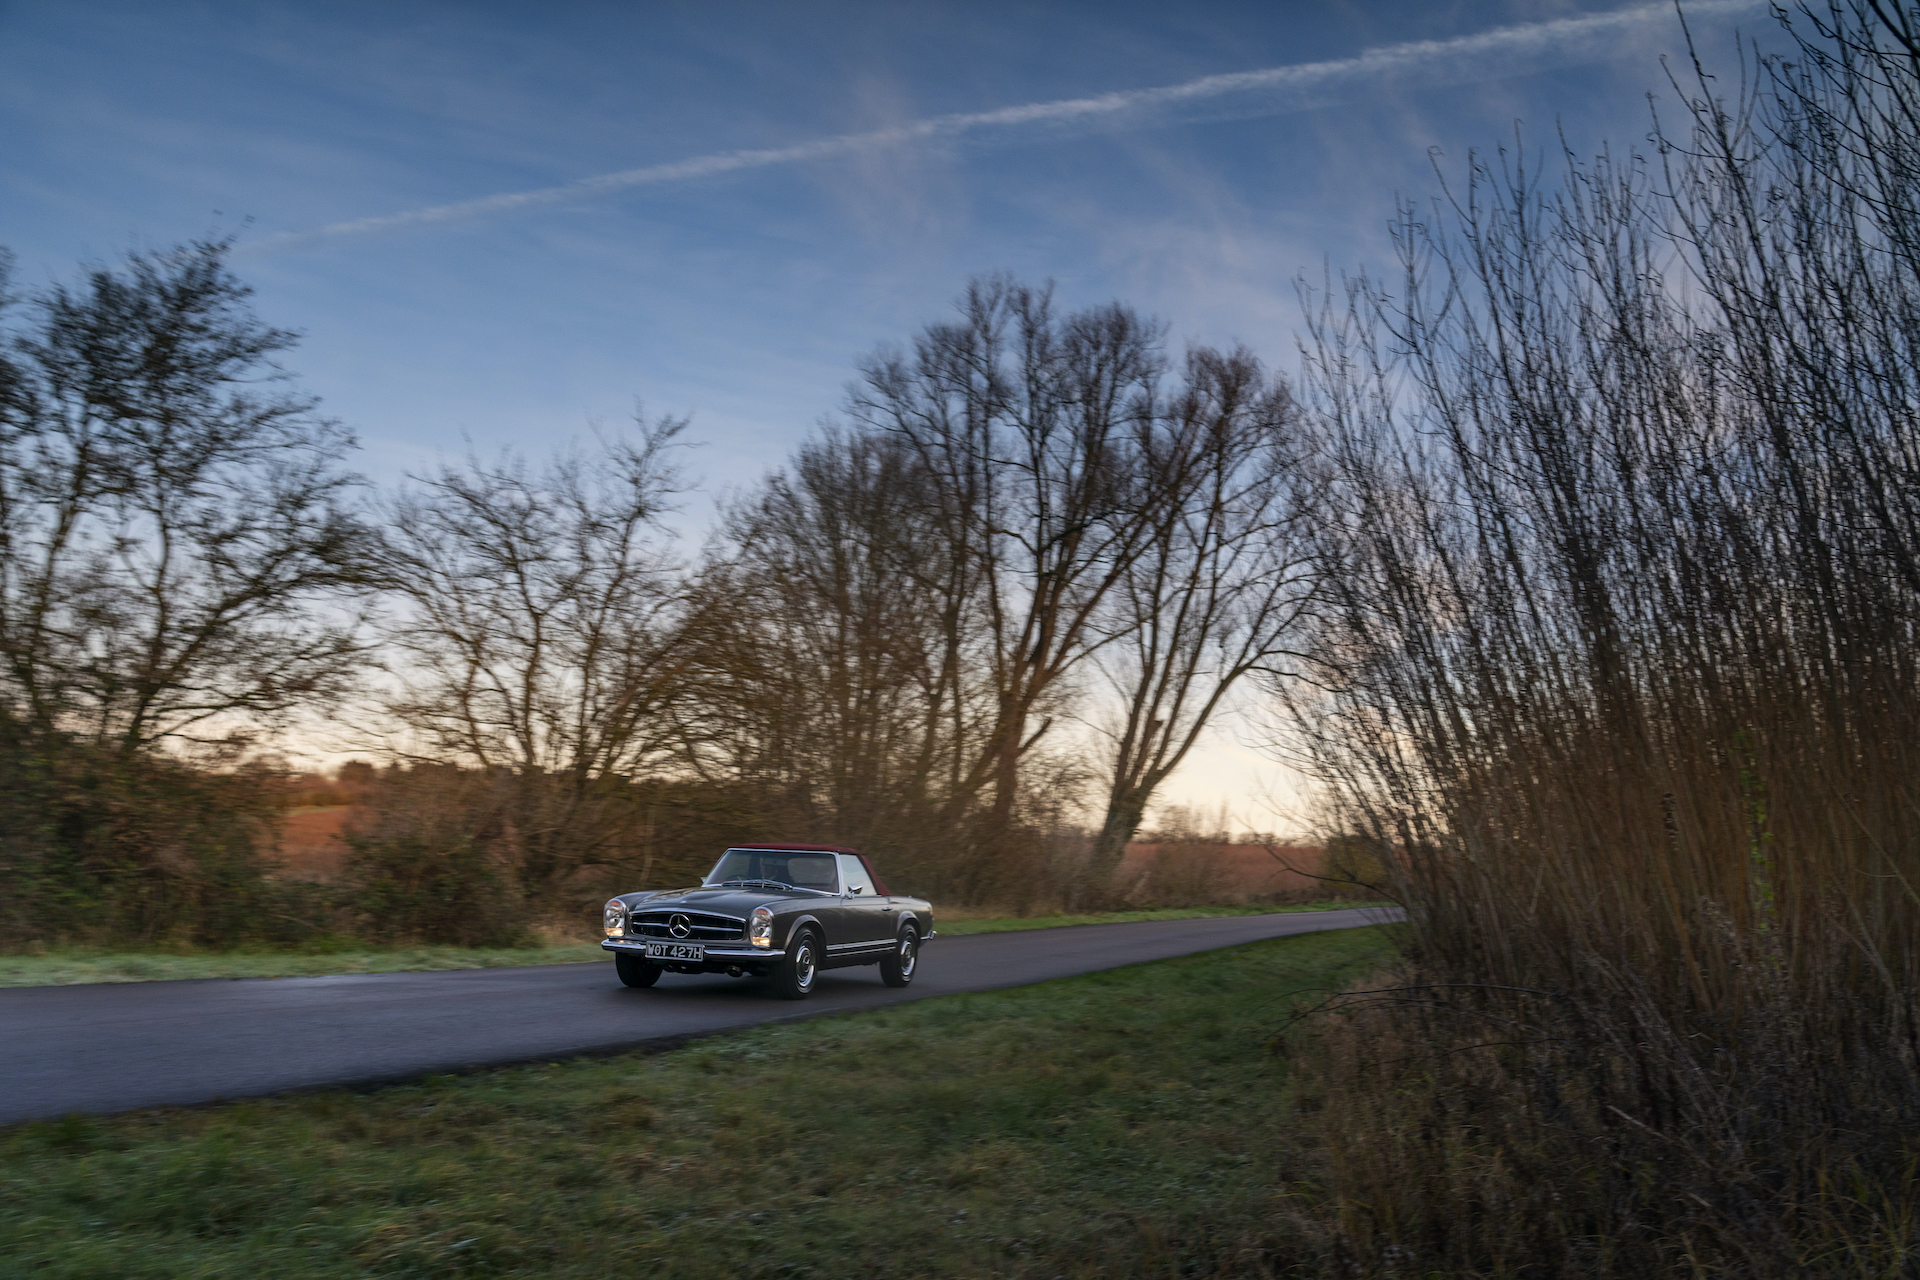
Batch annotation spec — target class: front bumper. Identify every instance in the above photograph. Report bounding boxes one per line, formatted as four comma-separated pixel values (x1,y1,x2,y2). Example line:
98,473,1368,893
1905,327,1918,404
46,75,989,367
602,922,935,969
601,937,778,966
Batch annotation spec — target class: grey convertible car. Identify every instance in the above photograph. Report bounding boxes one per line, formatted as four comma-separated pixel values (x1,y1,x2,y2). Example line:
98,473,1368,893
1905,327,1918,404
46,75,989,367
601,844,934,999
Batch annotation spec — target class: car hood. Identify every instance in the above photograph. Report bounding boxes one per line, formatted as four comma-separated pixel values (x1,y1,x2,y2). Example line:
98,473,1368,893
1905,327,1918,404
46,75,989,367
621,885,832,914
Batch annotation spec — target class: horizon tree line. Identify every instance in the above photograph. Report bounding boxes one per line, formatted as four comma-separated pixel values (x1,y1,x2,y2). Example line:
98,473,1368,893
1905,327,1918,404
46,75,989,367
0,243,1320,925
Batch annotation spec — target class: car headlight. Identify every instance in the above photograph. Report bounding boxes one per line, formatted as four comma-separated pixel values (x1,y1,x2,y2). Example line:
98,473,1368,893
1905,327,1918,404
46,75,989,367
749,906,773,948
604,898,627,938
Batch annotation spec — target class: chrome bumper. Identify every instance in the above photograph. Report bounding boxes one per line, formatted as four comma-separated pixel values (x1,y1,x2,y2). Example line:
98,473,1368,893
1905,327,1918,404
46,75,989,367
601,938,777,961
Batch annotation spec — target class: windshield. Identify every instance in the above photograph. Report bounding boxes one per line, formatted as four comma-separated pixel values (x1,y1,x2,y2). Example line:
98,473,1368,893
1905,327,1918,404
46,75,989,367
706,849,839,892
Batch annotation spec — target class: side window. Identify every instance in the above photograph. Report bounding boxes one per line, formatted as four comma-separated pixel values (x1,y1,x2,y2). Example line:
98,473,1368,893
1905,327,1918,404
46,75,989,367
786,854,839,890
837,854,874,895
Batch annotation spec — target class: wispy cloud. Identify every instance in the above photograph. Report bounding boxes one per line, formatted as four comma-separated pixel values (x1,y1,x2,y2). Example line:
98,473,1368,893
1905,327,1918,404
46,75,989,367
247,1,1759,254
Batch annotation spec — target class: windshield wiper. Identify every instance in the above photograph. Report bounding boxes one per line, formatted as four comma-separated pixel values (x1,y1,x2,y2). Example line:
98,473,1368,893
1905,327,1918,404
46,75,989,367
712,878,798,892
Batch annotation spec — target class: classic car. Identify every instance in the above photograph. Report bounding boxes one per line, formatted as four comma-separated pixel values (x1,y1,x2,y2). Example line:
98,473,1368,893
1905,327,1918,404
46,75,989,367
600,844,934,999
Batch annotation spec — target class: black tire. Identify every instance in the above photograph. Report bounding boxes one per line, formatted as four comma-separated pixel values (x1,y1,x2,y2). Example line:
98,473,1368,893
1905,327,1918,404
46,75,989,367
880,925,918,988
615,953,662,988
774,928,820,1000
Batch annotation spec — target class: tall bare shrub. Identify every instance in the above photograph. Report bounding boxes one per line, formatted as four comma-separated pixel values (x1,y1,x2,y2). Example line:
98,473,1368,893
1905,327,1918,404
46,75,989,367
1283,4,1920,1273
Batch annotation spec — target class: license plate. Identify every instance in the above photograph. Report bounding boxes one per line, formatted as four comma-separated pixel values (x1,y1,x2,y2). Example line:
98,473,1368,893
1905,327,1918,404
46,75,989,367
646,941,704,962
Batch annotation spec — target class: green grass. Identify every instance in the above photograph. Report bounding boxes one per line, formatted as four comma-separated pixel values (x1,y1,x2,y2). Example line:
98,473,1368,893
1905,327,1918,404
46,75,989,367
0,925,1391,1279
0,943,610,987
0,902,1387,987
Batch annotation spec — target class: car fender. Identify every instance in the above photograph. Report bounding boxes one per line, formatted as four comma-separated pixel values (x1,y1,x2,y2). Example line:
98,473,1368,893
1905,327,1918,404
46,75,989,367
780,912,827,949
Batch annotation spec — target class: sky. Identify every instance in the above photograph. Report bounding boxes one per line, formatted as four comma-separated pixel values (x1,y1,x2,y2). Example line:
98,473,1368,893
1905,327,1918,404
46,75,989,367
1,0,1783,826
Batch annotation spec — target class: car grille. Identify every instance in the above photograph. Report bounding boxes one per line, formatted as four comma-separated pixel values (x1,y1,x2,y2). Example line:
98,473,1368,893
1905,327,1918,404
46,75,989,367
627,910,746,942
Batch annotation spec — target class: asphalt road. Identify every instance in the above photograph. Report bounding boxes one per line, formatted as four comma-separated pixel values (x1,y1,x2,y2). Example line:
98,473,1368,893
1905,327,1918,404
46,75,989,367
0,907,1396,1125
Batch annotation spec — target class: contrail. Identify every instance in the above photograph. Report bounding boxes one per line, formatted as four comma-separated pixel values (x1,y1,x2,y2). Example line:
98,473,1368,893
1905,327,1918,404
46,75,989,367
247,1,1760,253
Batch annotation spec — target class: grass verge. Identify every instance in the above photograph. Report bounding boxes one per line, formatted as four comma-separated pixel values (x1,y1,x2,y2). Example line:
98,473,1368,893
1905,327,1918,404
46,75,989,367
0,902,1388,987
0,925,1391,1279
0,944,609,987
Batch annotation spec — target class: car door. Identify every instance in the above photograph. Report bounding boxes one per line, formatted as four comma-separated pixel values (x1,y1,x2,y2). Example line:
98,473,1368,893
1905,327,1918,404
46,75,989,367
775,851,851,956
834,853,893,957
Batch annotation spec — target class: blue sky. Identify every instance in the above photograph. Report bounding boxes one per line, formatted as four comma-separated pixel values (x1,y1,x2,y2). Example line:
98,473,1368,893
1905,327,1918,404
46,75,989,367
1,0,1780,814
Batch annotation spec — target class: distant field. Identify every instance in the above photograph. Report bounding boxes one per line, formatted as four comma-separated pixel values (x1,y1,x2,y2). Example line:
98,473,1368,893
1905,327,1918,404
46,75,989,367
0,902,1384,987
0,925,1392,1279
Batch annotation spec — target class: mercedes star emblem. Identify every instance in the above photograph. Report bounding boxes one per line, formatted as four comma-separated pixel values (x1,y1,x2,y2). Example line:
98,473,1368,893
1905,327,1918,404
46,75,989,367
668,913,692,939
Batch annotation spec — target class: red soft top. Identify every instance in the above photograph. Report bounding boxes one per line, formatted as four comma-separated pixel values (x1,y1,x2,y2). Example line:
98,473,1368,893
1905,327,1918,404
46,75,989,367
726,843,891,896
729,843,861,854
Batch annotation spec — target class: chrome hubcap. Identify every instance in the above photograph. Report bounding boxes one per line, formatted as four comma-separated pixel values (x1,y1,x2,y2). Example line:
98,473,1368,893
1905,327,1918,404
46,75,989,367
899,933,916,976
795,940,816,990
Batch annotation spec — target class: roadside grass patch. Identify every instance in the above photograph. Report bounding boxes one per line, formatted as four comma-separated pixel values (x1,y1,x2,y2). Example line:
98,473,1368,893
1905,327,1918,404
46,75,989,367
0,904,1387,987
0,943,608,987
0,926,1390,1279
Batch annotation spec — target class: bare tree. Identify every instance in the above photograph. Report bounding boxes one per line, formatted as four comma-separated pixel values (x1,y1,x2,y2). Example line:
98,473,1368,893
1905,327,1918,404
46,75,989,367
848,277,1165,851
686,428,989,859
371,419,687,897
1085,347,1318,884
0,239,370,755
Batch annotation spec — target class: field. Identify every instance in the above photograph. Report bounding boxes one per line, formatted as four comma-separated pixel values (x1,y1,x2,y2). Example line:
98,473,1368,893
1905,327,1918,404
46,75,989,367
0,925,1392,1279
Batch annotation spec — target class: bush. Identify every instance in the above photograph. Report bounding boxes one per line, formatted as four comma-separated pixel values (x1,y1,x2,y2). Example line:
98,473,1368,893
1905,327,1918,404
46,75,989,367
336,766,530,946
0,718,304,949
344,833,528,947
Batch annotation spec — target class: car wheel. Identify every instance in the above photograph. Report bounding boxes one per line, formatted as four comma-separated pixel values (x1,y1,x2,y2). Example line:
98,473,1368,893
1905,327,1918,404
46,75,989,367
774,928,820,1000
615,953,662,988
880,925,918,988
